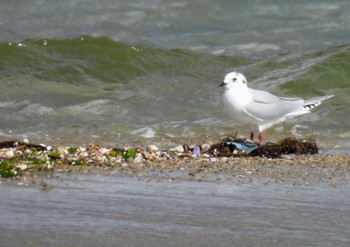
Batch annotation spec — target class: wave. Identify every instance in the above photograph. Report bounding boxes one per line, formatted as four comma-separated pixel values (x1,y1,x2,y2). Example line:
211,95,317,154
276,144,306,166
0,35,246,85
277,44,350,96
0,36,349,146
0,36,349,92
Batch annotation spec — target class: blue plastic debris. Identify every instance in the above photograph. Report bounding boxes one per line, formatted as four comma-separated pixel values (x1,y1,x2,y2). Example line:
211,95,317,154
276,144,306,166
192,145,201,156
225,141,258,154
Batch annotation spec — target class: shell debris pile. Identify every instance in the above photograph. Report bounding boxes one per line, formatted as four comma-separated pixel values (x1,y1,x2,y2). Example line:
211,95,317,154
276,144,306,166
0,137,344,179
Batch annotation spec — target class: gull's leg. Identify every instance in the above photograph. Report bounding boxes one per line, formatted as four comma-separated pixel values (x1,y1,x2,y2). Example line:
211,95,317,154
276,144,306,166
258,132,263,145
250,131,254,141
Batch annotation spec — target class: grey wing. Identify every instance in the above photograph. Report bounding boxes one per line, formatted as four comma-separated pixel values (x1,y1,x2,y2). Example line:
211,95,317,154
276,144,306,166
248,88,280,104
244,88,306,121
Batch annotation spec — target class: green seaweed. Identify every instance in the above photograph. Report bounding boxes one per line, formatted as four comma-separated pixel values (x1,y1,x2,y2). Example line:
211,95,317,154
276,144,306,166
48,150,61,159
24,157,45,165
0,160,17,178
122,149,137,160
109,148,123,157
68,147,79,154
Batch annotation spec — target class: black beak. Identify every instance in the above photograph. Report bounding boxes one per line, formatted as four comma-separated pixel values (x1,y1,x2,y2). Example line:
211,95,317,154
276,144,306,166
218,81,227,87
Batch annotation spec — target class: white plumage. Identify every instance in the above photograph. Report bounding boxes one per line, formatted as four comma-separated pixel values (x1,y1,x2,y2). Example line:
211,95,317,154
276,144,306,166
220,71,334,144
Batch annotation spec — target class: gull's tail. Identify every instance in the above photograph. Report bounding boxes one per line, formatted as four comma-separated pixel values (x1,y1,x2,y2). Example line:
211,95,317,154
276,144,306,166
303,95,334,110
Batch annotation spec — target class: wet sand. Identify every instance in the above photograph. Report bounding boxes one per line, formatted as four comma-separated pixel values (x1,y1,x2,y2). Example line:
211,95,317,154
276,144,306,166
58,153,350,186
1,154,350,247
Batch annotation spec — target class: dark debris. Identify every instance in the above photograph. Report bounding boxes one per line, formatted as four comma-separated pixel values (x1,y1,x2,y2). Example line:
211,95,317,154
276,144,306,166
207,137,318,158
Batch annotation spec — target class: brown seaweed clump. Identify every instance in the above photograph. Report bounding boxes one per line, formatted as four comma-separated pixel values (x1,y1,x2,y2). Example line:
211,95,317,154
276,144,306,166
251,137,318,158
208,137,318,158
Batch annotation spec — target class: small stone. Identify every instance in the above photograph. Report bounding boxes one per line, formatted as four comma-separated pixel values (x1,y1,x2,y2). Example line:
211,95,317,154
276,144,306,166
221,157,228,162
209,157,218,162
146,152,159,162
17,164,28,170
202,153,210,158
57,147,69,156
133,153,144,164
201,144,211,153
170,145,184,153
22,138,29,144
5,150,15,159
187,144,196,150
99,148,110,155
148,145,159,152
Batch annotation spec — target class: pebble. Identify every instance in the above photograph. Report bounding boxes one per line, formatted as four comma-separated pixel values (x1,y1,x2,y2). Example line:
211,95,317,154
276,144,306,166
99,148,110,155
202,153,210,158
17,164,28,170
58,147,69,156
170,145,184,153
209,157,218,162
5,150,15,159
148,145,159,152
201,144,211,153
221,157,228,162
187,144,196,150
133,153,144,164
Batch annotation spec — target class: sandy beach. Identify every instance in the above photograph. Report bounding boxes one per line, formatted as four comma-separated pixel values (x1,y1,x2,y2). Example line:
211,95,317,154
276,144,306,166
1,155,350,247
1,139,350,247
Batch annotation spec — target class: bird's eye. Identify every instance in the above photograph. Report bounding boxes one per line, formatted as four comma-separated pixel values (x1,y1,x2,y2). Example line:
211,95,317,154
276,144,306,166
233,78,237,81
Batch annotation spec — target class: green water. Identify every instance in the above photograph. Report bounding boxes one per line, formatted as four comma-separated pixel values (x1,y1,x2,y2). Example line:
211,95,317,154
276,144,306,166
1,0,350,149
0,36,348,148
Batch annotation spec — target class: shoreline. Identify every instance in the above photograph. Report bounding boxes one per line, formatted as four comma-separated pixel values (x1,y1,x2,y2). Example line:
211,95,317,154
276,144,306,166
1,140,349,246
0,138,349,186
0,138,349,187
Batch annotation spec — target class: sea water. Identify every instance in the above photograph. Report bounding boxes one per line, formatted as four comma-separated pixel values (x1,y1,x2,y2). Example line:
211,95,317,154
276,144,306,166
0,0,349,149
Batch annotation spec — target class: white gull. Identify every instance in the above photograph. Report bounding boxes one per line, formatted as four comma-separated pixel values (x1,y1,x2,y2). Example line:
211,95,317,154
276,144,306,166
219,71,334,144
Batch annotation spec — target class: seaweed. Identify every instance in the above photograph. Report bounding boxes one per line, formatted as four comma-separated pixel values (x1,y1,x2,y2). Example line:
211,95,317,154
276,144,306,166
122,149,137,160
0,140,46,151
68,147,79,154
0,136,321,179
251,137,318,158
207,137,318,158
0,160,17,178
109,148,123,157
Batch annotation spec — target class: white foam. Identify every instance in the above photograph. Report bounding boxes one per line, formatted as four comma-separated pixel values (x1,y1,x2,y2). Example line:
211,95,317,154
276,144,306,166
131,126,156,138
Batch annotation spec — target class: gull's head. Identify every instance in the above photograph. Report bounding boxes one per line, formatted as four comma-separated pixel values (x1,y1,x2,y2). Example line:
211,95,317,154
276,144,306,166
219,72,248,89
